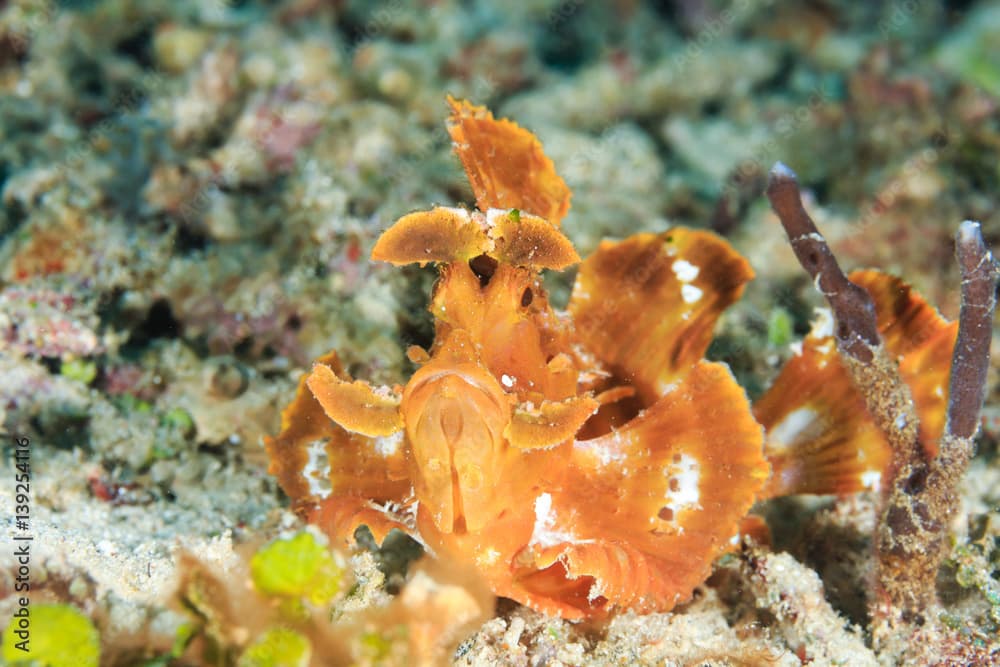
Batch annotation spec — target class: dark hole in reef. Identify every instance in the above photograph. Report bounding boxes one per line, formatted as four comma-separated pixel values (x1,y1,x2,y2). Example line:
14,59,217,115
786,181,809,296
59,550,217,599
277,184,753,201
649,0,716,37
39,356,62,375
2,193,26,230
521,287,534,307
126,298,182,350
469,254,498,287
29,411,89,451
174,224,209,253
336,4,416,46
232,337,256,359
114,24,155,69
658,507,674,521
945,0,978,20
0,32,29,67
352,526,425,591
903,465,928,495
537,1,594,72
144,299,181,339
702,99,723,117
837,322,849,340
0,162,9,201
67,52,106,99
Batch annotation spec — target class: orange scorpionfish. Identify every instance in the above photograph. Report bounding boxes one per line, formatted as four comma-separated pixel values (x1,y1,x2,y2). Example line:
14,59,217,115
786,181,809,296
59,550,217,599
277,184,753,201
267,98,957,620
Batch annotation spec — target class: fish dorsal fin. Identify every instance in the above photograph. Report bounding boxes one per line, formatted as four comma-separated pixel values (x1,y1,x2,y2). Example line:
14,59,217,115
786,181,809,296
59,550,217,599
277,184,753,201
447,96,571,226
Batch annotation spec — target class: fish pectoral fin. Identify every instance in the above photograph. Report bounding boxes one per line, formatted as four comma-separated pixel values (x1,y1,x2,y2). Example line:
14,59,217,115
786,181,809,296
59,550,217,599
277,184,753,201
516,541,674,617
569,229,753,405
506,395,599,450
754,271,957,499
306,363,403,437
556,361,769,616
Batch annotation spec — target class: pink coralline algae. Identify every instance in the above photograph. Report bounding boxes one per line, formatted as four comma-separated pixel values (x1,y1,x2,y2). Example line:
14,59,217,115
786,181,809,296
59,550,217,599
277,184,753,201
0,286,102,359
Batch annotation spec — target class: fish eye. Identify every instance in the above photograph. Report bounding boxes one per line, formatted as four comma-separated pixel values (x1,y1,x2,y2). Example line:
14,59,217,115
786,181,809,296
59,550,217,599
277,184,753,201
469,254,498,287
521,287,533,307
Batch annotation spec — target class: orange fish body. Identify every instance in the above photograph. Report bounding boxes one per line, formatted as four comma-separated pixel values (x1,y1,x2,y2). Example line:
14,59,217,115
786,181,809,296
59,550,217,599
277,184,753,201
266,98,956,619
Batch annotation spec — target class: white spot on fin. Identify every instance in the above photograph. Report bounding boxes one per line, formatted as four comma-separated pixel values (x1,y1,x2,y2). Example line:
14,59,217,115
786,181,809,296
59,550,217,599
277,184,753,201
303,439,332,499
374,431,403,457
681,284,703,304
660,453,701,527
528,492,590,548
811,308,834,338
671,259,700,283
861,470,882,491
769,407,823,448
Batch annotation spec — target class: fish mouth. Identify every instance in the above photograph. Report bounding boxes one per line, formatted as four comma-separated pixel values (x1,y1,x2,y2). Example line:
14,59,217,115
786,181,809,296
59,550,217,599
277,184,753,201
403,363,510,534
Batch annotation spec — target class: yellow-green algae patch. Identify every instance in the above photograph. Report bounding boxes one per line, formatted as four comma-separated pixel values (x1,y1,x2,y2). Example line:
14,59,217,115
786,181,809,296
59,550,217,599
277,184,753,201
1,604,100,667
237,627,312,667
250,531,343,606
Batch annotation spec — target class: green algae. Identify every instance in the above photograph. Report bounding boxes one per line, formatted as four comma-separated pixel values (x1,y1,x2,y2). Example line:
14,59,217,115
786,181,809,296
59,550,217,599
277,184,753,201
238,627,312,667
767,307,794,348
1,604,100,667
250,531,343,606
59,357,97,385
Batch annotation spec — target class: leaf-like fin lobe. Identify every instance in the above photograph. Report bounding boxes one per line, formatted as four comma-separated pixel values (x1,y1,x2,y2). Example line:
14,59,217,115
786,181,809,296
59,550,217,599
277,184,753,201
569,229,753,405
307,363,403,437
447,96,571,226
487,208,579,270
372,207,487,266
507,395,600,450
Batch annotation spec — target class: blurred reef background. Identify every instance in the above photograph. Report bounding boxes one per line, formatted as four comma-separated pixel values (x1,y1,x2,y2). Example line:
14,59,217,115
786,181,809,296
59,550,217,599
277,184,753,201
0,0,998,664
